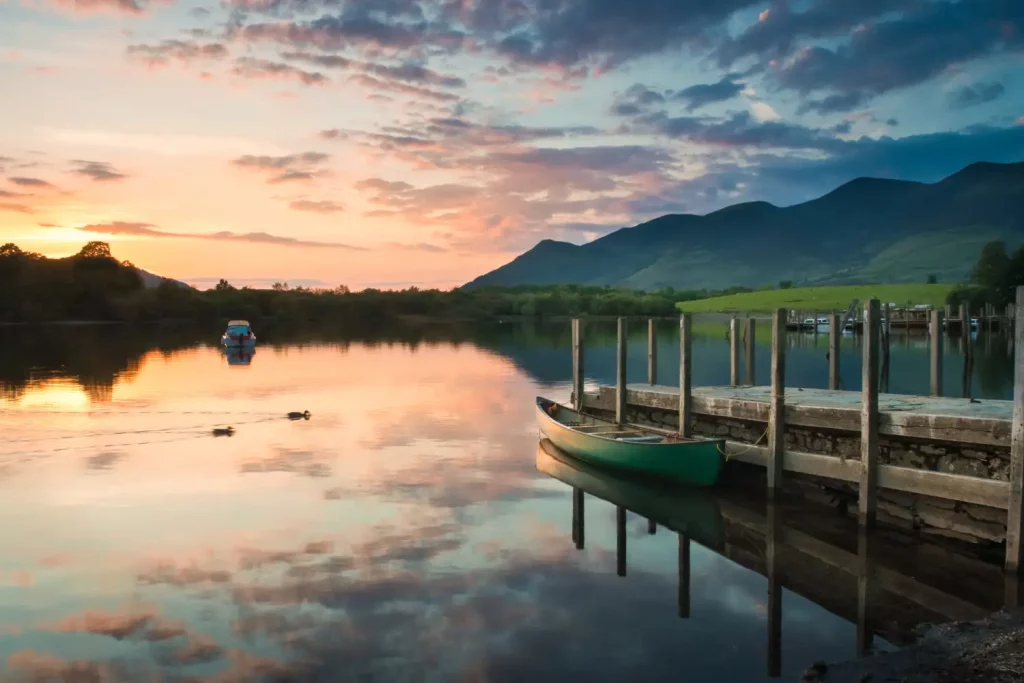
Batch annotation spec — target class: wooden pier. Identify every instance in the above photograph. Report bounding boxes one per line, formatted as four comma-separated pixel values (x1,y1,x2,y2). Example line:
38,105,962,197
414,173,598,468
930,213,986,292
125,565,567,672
568,287,1024,573
785,302,1013,332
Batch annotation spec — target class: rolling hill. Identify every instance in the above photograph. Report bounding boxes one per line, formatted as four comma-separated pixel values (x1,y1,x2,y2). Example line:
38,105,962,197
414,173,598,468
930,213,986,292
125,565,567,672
463,161,1024,291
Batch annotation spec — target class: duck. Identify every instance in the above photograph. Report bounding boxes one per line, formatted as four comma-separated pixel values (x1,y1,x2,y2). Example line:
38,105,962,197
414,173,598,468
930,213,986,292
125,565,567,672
212,427,235,437
287,410,311,420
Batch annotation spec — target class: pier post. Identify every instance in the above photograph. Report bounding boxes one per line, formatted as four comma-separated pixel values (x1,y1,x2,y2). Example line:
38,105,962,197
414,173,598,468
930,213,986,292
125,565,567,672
616,317,627,424
861,299,880,529
768,308,786,496
930,310,943,397
961,303,972,398
572,488,585,549
829,314,841,390
679,314,692,438
730,317,741,386
572,319,585,411
647,319,657,385
745,317,756,386
880,304,890,394
648,519,656,535
678,534,691,619
616,506,627,577
1006,286,1024,573
856,530,874,656
945,304,952,331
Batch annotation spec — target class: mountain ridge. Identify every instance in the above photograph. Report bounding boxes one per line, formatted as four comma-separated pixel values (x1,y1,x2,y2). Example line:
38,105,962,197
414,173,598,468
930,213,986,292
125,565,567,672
463,160,1024,291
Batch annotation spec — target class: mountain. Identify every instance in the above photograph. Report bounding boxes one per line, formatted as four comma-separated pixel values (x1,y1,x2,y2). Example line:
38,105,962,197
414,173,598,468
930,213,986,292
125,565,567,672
134,266,192,290
464,161,1024,290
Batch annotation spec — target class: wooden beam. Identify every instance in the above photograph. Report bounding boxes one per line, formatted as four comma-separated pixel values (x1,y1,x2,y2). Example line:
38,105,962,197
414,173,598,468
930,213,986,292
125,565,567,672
746,317,756,386
730,317,741,386
572,319,585,411
1007,286,1024,573
768,308,786,496
647,318,658,385
930,309,943,397
721,440,1009,509
616,317,627,424
861,299,881,529
829,314,841,390
679,314,692,438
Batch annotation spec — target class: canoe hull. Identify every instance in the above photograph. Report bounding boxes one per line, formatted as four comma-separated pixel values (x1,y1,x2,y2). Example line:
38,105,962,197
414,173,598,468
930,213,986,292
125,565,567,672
535,397,725,487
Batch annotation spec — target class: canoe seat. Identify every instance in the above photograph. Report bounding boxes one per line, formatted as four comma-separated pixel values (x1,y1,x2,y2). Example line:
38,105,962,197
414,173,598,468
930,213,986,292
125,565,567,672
616,436,664,443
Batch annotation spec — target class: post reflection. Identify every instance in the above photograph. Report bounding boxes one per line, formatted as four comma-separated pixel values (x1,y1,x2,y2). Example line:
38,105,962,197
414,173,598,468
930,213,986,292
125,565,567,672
678,533,691,619
617,506,627,577
766,502,781,678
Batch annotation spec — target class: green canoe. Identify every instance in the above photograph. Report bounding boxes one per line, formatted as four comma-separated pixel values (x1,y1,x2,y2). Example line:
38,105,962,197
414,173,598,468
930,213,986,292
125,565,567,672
535,396,726,487
536,439,725,549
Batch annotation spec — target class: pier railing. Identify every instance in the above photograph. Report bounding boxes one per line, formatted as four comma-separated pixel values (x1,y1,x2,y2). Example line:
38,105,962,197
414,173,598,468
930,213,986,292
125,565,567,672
570,286,1024,573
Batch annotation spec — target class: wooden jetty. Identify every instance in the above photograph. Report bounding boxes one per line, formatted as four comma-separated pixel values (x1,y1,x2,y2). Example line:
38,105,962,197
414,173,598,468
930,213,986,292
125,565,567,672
537,440,1018,678
785,302,1012,332
567,287,1024,573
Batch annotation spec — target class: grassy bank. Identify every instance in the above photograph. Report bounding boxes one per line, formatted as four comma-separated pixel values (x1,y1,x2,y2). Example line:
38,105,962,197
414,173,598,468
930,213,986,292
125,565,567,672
676,284,957,314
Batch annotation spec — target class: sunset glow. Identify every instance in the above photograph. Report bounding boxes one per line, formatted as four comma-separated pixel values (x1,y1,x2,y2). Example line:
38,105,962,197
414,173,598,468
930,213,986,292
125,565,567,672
1,0,1022,289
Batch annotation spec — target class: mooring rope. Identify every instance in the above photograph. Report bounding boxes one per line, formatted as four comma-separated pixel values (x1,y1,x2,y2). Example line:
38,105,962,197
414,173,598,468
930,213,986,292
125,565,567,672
717,425,771,460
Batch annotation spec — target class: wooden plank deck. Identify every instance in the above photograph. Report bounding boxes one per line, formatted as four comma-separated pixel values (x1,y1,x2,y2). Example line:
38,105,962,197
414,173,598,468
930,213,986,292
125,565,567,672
585,384,1012,448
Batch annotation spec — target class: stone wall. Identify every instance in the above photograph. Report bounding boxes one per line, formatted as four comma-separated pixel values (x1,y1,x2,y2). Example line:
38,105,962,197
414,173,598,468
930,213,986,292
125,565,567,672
583,400,1010,548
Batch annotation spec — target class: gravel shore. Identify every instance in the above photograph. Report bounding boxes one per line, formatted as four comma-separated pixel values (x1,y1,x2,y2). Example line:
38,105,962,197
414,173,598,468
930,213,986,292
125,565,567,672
803,610,1024,683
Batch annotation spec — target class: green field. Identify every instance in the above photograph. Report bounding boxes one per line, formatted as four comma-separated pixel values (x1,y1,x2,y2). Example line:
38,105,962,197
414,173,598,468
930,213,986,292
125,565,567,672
676,284,957,314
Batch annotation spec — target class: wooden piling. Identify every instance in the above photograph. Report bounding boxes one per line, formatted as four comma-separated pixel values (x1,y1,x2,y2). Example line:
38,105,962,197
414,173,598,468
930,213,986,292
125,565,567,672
571,319,584,411
573,488,585,550
647,519,656,534
767,503,782,677
616,317,627,424
1006,286,1024,573
880,304,890,394
829,314,841,390
616,506,627,577
647,319,657,385
745,317,756,386
768,308,786,495
679,314,692,438
930,309,943,397
678,533,691,619
730,317,741,386
961,303,972,398
861,299,880,529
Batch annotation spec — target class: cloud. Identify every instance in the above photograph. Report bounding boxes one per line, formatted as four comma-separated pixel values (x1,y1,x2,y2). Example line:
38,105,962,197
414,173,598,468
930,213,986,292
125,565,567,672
125,39,228,67
771,2,1024,104
57,220,365,249
348,74,461,103
610,84,666,117
796,92,866,116
631,110,840,151
281,50,466,88
231,57,330,86
672,73,745,112
0,202,34,214
319,129,348,140
71,160,127,182
289,199,345,213
232,151,330,184
8,177,55,188
49,0,166,15
948,81,1005,109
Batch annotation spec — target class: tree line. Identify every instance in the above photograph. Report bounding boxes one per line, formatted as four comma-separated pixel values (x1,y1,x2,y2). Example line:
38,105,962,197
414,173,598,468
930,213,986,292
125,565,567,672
0,242,682,323
947,240,1024,309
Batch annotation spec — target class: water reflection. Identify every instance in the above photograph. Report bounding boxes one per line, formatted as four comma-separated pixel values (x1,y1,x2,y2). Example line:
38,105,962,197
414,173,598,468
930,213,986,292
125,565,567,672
0,324,1011,683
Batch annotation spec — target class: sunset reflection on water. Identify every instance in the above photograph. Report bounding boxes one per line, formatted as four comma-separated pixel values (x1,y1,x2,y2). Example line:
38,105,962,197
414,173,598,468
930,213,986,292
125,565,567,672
0,329,863,682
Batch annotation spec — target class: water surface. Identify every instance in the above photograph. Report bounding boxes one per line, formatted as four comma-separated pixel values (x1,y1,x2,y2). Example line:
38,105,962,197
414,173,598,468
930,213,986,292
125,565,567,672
0,320,1008,682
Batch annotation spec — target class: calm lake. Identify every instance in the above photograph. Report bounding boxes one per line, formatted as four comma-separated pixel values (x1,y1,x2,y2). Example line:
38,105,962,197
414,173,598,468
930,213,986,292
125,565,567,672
0,319,1011,682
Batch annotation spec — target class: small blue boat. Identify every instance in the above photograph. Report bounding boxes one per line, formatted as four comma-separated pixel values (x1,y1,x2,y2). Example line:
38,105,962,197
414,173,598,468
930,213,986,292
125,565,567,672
221,319,256,348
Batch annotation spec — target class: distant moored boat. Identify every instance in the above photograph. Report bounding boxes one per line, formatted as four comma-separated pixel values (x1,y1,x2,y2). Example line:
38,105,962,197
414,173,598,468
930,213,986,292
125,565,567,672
221,319,256,348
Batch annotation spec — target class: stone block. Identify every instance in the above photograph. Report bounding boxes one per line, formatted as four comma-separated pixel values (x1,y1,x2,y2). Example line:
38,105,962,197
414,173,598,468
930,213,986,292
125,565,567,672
936,455,989,479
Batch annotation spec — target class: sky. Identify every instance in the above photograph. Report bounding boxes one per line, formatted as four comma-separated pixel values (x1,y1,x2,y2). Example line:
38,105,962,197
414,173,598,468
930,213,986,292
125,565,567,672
0,0,1023,290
